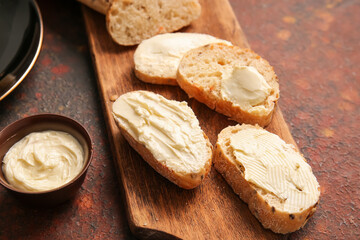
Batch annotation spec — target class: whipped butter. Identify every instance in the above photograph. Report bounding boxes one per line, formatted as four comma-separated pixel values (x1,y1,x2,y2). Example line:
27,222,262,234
230,128,320,212
221,66,271,110
2,131,84,192
112,91,209,174
134,33,232,78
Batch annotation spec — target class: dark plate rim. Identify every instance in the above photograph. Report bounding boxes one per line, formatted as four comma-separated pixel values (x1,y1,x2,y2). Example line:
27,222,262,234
0,0,44,101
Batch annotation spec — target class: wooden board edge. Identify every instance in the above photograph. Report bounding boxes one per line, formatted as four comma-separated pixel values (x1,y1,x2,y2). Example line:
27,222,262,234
80,1,299,238
80,7,184,238
80,5,139,237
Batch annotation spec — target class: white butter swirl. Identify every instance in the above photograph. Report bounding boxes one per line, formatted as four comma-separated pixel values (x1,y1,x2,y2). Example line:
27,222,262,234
230,128,320,212
112,91,209,174
2,131,84,192
221,66,271,110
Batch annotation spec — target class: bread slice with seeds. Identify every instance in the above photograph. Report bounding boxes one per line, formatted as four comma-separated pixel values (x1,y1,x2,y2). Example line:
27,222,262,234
177,43,279,127
213,124,320,234
106,0,201,46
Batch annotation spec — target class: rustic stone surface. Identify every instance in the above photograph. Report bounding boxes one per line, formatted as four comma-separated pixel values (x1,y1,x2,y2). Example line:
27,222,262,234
0,1,134,239
231,1,360,239
0,0,358,239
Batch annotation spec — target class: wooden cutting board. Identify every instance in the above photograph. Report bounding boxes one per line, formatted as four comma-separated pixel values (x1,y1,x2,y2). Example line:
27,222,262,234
82,1,293,239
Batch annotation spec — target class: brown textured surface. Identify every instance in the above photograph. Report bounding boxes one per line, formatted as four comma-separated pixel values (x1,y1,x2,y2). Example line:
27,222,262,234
233,1,360,239
0,0,358,239
0,1,134,239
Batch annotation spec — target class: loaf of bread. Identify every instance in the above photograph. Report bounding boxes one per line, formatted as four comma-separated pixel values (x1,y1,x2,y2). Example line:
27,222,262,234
177,43,279,127
106,0,201,46
214,124,320,234
112,90,212,189
134,33,231,85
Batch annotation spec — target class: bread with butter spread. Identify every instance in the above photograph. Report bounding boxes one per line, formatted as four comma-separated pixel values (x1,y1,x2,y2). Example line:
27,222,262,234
106,0,201,46
112,90,212,189
214,124,320,234
177,43,279,127
134,33,232,85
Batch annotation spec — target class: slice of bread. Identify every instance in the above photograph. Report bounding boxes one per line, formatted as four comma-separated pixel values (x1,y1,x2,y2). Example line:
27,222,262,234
112,90,212,189
214,124,320,234
106,0,201,46
134,33,232,85
177,43,280,127
77,0,111,14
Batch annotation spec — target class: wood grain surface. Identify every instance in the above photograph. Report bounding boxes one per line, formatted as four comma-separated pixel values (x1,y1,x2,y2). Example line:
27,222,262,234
82,0,294,238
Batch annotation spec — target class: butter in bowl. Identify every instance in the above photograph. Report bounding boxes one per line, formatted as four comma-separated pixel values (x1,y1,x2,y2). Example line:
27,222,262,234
0,114,93,206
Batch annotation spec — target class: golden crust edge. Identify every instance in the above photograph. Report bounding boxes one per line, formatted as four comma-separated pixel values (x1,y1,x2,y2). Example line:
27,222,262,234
134,69,178,86
114,116,213,189
176,43,280,127
105,0,202,46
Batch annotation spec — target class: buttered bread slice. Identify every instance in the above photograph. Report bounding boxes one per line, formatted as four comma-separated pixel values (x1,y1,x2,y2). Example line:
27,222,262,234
214,124,320,234
134,33,231,85
112,91,212,189
177,43,279,127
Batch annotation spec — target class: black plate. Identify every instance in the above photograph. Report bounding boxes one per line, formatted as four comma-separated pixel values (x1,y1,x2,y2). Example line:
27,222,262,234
0,0,43,101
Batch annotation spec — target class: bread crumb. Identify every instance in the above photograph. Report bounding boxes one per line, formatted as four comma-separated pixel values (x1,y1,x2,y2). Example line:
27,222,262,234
282,16,296,24
110,94,119,102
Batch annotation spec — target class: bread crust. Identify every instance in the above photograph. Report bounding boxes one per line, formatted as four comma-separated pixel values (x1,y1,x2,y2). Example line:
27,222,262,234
134,69,178,85
106,0,201,46
133,33,232,85
177,43,280,127
113,116,213,190
213,124,320,234
77,0,110,14
177,72,275,126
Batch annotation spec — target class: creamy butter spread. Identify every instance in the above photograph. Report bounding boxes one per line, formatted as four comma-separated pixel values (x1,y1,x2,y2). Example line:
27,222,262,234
221,66,271,110
112,91,209,174
2,131,84,192
134,33,232,78
230,128,320,212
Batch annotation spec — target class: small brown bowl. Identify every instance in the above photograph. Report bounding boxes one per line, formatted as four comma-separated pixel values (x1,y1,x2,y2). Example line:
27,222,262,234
0,114,93,207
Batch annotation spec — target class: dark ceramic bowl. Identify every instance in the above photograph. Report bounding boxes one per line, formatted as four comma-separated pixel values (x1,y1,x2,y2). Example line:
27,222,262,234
0,114,93,207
